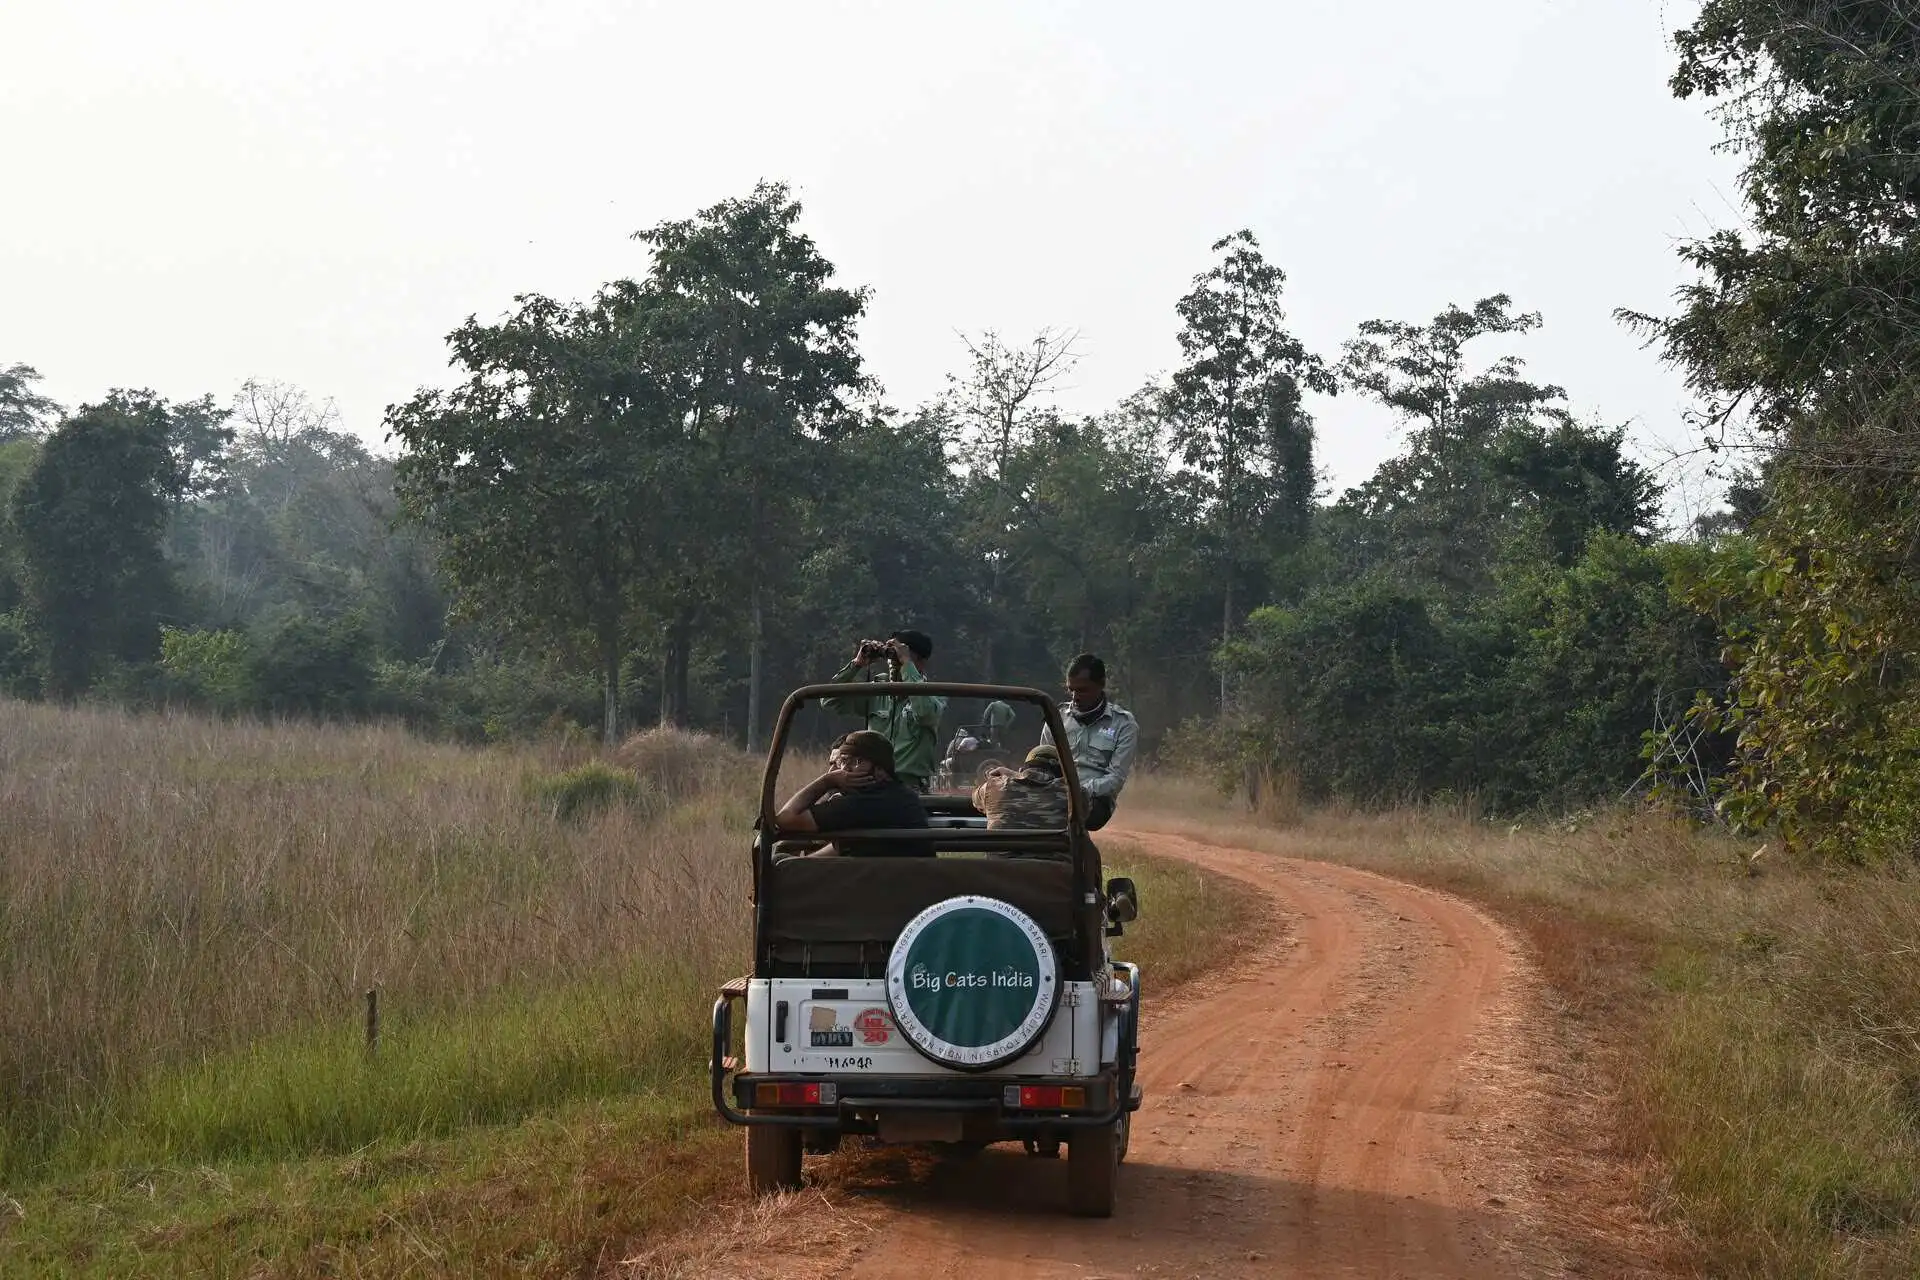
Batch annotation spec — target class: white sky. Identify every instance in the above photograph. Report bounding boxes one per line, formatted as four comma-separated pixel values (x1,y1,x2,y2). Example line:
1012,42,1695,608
4,0,1741,510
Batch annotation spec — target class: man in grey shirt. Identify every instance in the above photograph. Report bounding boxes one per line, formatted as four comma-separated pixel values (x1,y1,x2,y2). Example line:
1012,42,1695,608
1038,653,1138,831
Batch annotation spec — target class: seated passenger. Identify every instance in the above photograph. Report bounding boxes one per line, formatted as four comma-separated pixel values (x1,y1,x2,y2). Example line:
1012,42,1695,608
774,729,931,857
973,744,1069,830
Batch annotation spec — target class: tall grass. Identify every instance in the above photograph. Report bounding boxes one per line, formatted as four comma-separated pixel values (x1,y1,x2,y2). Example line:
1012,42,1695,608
0,701,753,1178
1129,772,1920,1278
0,706,1269,1278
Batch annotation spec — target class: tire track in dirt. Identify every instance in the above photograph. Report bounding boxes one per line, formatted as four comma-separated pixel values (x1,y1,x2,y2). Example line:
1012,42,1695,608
683,823,1673,1280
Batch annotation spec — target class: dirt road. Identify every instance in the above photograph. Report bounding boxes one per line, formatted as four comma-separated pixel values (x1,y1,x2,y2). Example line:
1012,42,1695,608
691,824,1669,1280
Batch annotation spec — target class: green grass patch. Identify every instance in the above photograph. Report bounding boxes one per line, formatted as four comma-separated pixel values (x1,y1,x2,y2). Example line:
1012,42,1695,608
12,965,718,1182
0,968,735,1277
0,1093,735,1280
1646,949,1920,1277
1103,845,1270,992
526,761,660,822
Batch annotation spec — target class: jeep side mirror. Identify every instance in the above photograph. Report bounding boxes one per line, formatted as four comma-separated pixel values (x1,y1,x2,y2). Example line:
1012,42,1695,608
1105,877,1139,925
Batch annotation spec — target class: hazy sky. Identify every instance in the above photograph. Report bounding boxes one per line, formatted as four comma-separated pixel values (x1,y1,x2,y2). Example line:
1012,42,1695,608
5,0,1741,508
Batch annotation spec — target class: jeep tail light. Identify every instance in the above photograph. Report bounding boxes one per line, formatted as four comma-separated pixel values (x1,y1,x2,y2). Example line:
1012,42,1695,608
755,1082,836,1106
1004,1085,1086,1109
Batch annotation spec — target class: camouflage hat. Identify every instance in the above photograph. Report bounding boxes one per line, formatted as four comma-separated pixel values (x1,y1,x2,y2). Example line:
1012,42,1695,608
1024,744,1062,771
834,730,896,775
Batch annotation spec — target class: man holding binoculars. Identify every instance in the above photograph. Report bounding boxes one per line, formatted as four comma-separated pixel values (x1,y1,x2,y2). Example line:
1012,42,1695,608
821,629,945,794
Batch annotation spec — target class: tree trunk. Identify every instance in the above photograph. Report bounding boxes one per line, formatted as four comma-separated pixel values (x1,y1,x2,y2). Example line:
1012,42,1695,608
600,615,622,746
984,555,1003,682
1220,577,1233,712
746,581,764,753
659,615,691,729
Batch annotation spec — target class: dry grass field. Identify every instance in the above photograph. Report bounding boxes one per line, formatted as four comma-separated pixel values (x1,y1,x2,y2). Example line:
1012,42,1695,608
0,701,1255,1277
1127,774,1920,1279
12,698,1912,1277
0,703,749,1178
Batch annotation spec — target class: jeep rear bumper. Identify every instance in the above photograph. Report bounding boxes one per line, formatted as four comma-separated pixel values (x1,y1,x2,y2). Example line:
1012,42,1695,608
711,976,1140,1132
719,1070,1140,1130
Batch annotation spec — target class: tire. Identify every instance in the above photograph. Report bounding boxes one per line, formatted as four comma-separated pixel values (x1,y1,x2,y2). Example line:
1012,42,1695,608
745,1125,803,1195
1116,1107,1131,1164
803,1129,843,1155
1067,1120,1120,1217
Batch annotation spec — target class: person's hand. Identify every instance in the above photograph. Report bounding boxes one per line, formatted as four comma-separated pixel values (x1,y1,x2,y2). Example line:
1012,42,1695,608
887,639,911,666
851,641,873,669
824,766,865,791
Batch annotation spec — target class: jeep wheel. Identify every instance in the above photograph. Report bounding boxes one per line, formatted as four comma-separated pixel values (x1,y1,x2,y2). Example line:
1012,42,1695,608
745,1126,803,1195
1117,1108,1131,1163
1067,1120,1120,1217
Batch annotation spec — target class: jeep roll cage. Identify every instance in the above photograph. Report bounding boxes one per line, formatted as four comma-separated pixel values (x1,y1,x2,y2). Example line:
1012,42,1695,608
752,682,1106,980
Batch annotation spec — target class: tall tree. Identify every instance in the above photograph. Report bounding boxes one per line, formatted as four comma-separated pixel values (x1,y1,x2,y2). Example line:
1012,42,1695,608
944,328,1081,681
633,181,870,747
389,291,670,742
1634,0,1920,472
948,328,1080,478
12,395,182,695
0,365,62,442
1001,391,1213,721
1337,296,1573,592
0,437,41,617
1629,0,1920,859
1167,230,1333,704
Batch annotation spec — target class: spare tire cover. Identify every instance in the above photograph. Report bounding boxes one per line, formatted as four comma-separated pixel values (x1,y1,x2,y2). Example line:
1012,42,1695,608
886,895,1059,1071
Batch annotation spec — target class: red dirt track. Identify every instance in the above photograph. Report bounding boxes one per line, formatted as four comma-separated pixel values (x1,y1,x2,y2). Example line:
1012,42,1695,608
693,823,1674,1280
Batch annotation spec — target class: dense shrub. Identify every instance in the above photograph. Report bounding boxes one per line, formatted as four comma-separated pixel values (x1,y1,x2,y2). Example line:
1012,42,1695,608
1206,537,1724,815
0,610,39,698
372,660,603,743
249,611,375,716
158,626,252,712
528,762,657,822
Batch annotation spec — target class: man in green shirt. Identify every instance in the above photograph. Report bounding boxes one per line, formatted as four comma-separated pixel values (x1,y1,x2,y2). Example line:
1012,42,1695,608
820,629,946,793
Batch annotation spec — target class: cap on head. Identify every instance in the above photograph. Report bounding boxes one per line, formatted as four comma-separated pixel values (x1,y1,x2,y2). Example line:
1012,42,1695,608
889,629,933,663
835,729,896,776
1024,744,1063,772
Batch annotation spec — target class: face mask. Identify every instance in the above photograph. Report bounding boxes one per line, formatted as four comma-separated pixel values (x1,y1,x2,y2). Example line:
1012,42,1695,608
1071,698,1107,725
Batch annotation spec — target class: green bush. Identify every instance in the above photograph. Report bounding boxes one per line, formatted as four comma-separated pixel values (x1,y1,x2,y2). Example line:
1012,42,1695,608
529,762,657,823
1669,487,1920,862
1211,539,1724,814
372,659,602,743
0,609,40,698
249,611,374,717
158,626,253,712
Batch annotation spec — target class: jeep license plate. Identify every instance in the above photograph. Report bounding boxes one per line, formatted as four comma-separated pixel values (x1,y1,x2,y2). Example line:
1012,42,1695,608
875,1110,964,1143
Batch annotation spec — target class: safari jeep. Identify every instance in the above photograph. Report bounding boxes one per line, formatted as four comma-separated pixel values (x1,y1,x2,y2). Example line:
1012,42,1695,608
710,682,1142,1217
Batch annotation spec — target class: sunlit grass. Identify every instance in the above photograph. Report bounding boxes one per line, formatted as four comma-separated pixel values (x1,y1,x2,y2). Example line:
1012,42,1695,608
1129,769,1920,1278
0,701,752,1180
0,703,1260,1277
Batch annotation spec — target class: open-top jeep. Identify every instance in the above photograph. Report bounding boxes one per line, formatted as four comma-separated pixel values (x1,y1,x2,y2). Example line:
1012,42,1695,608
710,682,1142,1217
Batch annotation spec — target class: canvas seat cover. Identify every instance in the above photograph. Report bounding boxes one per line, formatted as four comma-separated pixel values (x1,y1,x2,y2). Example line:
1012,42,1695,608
764,856,1077,944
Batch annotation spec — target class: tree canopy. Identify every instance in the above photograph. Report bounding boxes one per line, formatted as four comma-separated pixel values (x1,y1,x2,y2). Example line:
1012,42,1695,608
12,114,1919,864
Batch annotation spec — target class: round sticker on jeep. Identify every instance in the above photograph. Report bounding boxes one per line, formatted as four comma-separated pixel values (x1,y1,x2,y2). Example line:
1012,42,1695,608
886,896,1058,1070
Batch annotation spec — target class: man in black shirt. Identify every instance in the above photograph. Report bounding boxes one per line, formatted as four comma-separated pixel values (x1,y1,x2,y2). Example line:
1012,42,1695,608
774,729,931,857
